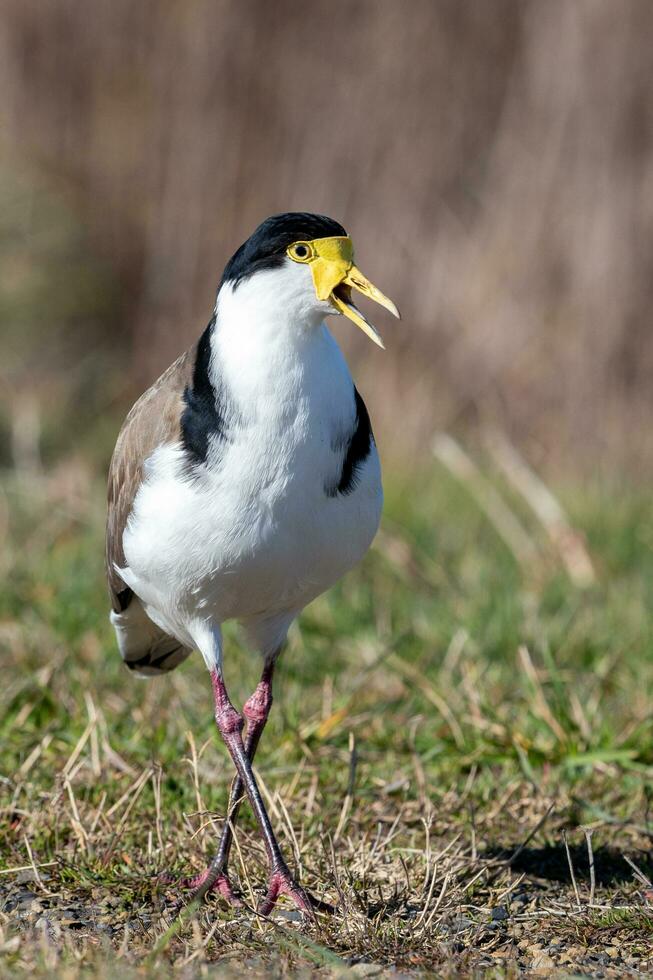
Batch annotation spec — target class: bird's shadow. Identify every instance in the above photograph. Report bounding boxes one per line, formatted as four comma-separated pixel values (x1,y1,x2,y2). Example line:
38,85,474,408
485,843,653,887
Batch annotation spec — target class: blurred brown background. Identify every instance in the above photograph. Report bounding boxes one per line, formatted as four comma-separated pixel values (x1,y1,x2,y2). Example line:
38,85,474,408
1,0,652,476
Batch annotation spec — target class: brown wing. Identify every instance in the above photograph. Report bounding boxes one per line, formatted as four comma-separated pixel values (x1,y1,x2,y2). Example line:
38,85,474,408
106,345,197,612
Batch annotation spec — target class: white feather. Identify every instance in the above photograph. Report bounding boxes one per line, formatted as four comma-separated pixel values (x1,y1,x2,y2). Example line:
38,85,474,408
118,259,383,670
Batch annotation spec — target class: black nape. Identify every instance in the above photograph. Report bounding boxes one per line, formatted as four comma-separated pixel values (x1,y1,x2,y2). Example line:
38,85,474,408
221,212,347,290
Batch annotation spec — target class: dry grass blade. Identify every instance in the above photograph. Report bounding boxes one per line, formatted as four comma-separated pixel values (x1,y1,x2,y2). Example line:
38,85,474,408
274,791,303,876
18,733,53,776
485,429,596,587
184,731,205,843
64,777,89,853
415,862,440,928
517,645,567,744
423,873,452,931
584,828,596,906
22,835,52,896
432,433,540,569
387,652,465,748
562,830,582,912
152,766,164,854
623,854,653,889
62,717,97,777
0,861,58,876
333,731,357,843
505,803,555,869
102,767,154,864
106,767,153,819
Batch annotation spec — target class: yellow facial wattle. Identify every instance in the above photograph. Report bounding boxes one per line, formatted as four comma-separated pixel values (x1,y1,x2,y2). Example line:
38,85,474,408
286,235,400,348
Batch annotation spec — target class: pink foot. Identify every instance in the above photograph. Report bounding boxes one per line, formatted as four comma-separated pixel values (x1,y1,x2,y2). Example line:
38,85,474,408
258,867,334,918
160,868,242,906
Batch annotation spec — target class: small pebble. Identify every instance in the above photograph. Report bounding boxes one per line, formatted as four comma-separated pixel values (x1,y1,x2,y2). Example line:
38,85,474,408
491,905,509,921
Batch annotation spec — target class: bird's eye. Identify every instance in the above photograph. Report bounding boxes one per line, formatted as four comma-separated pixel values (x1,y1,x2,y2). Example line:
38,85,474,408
287,242,312,262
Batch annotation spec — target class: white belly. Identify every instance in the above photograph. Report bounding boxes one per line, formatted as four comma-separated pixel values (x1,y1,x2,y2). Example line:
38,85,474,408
120,409,382,656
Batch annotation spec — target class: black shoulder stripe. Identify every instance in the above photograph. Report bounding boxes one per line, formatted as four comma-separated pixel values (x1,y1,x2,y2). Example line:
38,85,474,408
180,319,234,468
327,388,373,498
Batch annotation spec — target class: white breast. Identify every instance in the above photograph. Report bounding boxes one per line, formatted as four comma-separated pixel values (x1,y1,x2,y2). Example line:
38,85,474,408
120,273,382,664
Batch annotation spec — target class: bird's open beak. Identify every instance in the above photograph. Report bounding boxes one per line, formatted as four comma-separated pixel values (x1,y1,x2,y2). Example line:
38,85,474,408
308,236,400,349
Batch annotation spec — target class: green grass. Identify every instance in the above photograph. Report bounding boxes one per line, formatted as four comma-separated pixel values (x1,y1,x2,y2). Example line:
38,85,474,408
1,462,652,976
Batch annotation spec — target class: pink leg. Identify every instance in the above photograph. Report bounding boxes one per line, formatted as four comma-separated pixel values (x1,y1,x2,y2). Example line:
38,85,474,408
210,670,327,918
187,662,275,905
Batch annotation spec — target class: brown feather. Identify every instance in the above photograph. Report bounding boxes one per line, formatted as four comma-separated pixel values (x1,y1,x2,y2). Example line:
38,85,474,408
106,345,196,612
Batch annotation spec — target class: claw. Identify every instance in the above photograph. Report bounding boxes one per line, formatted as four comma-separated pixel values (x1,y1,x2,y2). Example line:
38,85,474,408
159,869,242,907
257,867,334,919
188,868,243,906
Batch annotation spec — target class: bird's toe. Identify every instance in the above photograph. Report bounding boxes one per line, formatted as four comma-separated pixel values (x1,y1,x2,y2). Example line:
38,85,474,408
257,867,333,919
159,868,243,907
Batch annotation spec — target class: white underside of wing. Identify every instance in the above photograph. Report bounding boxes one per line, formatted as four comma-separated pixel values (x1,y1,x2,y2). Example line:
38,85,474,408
110,594,192,677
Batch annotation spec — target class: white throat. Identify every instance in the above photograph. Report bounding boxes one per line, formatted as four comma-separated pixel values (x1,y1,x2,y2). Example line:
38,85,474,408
211,264,345,411
216,261,329,338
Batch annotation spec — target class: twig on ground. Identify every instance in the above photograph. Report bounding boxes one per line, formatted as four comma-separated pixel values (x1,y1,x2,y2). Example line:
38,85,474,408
505,803,555,868
562,830,582,912
22,835,52,896
584,828,596,905
0,861,58,876
623,853,653,889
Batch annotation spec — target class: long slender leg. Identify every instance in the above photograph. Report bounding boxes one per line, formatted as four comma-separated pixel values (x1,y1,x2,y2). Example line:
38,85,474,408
210,669,317,917
189,660,275,903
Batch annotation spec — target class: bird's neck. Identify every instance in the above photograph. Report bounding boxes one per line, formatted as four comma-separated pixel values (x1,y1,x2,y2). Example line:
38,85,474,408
209,279,348,414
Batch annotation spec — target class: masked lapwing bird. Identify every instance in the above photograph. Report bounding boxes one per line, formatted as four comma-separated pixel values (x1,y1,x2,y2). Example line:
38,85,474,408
106,212,399,916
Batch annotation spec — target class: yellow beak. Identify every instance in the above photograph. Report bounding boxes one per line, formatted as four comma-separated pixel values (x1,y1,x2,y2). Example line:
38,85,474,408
290,236,400,348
